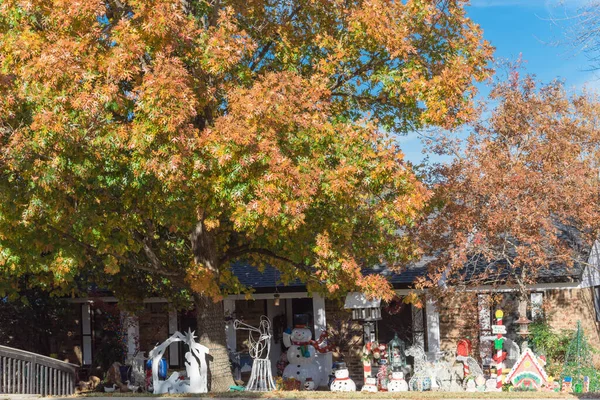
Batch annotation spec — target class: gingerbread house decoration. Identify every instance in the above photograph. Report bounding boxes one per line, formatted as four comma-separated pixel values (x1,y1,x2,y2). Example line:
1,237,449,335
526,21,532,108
504,348,548,390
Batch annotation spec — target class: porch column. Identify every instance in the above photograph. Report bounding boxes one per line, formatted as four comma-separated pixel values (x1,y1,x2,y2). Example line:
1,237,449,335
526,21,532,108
312,293,332,386
168,308,179,367
478,293,492,363
223,298,236,351
425,296,441,357
312,293,326,336
121,311,140,358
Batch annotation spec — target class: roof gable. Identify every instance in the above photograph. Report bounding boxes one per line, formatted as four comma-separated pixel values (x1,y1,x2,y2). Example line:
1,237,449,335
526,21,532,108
504,348,548,387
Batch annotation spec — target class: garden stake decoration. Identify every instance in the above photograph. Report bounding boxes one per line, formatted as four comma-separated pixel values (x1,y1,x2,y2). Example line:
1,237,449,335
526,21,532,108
233,316,277,392
491,310,507,391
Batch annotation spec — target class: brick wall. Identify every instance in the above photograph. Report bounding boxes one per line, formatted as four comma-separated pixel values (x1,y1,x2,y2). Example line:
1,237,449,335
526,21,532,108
325,299,365,384
436,288,600,363
544,288,600,350
138,302,169,355
438,292,480,355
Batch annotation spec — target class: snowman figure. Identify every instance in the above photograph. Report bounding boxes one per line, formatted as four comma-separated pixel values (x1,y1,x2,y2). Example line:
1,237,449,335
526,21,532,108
304,378,316,391
282,321,322,387
387,371,408,392
330,364,356,392
361,377,378,392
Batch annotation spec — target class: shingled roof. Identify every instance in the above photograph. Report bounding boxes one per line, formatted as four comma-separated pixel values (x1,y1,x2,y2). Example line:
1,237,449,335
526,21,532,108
231,245,593,292
230,259,431,292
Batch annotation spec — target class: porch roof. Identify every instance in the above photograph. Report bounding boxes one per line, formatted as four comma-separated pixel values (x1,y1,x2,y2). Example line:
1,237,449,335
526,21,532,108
230,250,589,293
230,260,429,293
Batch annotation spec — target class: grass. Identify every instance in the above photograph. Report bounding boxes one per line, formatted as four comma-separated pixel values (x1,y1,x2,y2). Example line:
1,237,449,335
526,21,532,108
75,391,593,399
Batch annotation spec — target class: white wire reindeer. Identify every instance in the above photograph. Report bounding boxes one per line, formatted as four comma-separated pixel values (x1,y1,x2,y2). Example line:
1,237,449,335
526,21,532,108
233,316,276,391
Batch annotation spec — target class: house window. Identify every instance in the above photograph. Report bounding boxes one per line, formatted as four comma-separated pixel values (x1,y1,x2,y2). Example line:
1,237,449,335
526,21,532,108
594,286,600,322
530,292,543,322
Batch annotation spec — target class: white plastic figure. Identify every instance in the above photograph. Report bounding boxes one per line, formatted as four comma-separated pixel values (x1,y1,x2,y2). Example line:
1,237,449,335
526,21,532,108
361,377,378,392
388,371,409,392
304,378,316,391
233,316,276,392
330,365,356,392
282,325,322,387
148,329,208,394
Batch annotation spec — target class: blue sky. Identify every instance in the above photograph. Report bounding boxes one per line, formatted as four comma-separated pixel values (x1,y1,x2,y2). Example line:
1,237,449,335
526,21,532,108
400,0,599,164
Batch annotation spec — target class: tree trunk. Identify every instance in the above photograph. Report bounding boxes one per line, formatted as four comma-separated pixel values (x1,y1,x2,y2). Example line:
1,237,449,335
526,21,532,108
194,293,234,392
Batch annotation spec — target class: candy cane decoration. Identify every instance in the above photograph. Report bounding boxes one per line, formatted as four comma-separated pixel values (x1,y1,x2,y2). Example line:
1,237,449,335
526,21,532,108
362,342,373,380
456,339,472,379
309,331,334,353
492,310,507,390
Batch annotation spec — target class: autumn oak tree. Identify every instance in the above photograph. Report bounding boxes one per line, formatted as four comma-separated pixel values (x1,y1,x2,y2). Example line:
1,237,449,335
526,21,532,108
416,72,600,300
0,0,492,389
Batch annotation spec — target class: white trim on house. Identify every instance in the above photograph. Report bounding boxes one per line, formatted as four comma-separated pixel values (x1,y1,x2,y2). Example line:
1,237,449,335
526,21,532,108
464,282,581,292
67,297,169,303
225,292,309,301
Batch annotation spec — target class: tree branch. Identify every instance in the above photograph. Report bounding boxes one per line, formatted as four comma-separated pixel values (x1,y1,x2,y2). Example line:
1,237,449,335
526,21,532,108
219,245,311,274
330,54,383,91
248,5,303,72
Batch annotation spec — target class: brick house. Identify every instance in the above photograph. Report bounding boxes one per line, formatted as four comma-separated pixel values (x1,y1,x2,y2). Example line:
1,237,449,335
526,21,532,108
54,244,600,386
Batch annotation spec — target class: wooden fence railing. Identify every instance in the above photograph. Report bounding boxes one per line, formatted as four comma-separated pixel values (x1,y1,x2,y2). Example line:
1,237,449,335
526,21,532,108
0,345,78,396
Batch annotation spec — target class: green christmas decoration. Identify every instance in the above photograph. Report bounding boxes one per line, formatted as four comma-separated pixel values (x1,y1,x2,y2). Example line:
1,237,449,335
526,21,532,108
561,321,598,393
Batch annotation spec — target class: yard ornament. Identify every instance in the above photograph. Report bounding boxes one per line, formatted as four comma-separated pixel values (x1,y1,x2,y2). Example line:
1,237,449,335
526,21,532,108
388,334,407,372
504,348,548,390
361,376,378,392
490,309,507,391
148,329,208,394
406,343,461,391
455,338,484,390
282,316,332,388
561,321,598,392
387,371,409,392
330,364,356,392
233,316,277,391
405,343,437,391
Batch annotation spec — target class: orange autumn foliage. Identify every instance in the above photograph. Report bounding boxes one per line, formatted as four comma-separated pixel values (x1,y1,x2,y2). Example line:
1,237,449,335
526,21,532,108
416,71,600,297
0,0,491,304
